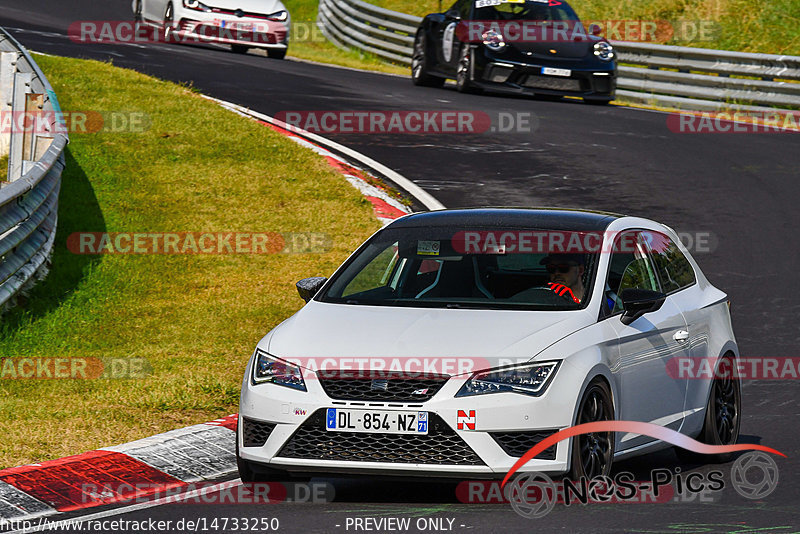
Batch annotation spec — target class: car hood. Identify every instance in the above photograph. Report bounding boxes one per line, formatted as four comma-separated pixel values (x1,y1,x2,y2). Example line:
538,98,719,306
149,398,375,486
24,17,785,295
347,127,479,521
265,301,593,372
205,0,285,14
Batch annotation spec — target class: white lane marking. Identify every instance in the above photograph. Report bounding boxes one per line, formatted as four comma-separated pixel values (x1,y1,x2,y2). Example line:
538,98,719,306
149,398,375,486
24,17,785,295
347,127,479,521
4,480,243,534
202,95,446,211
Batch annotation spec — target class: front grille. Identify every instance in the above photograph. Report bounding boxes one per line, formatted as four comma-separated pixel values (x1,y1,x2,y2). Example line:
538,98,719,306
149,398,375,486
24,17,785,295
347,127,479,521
490,430,557,460
317,371,449,402
278,409,484,465
242,418,277,447
522,75,581,92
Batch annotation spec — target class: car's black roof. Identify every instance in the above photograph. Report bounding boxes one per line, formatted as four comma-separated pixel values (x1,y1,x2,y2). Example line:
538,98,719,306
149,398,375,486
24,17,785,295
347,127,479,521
389,208,623,231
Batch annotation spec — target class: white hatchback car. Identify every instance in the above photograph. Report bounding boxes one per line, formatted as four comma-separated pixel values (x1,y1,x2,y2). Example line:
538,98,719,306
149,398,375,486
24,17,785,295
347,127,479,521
237,208,741,481
133,0,290,58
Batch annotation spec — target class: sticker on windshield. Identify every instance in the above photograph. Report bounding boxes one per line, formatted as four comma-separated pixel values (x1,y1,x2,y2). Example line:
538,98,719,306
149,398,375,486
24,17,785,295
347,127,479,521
475,0,525,7
417,240,441,256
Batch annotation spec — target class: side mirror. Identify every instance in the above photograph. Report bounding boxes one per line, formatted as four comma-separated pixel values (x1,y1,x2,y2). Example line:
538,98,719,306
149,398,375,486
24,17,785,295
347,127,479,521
619,288,666,326
588,23,602,36
296,277,328,303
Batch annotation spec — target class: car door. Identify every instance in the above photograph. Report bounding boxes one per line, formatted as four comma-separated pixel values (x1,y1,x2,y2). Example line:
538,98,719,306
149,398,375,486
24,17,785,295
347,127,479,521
641,230,708,430
434,0,471,73
605,230,691,451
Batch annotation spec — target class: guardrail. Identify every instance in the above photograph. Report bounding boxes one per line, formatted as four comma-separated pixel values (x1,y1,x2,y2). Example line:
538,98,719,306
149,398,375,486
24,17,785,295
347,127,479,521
317,0,800,111
0,27,68,312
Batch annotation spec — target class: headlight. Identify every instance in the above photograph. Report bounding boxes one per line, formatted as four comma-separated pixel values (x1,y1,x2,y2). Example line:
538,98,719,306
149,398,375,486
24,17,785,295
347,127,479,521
252,351,306,391
456,361,560,397
183,0,212,11
593,41,614,61
266,10,288,21
482,29,505,51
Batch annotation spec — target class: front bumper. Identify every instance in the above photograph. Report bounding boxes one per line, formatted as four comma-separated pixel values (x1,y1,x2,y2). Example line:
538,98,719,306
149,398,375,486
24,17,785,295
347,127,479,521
172,9,289,48
238,360,584,477
476,60,615,98
471,45,616,98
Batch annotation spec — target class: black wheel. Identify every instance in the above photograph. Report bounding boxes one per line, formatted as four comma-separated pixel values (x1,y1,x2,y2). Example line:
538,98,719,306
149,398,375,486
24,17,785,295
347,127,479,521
411,32,444,87
584,97,612,105
569,379,614,480
267,47,287,59
677,354,741,463
162,3,176,43
231,44,249,54
455,45,479,94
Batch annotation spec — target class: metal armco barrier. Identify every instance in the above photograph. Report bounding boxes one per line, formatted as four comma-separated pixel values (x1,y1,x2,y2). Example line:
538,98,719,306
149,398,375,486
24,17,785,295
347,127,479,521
0,27,68,312
317,0,800,111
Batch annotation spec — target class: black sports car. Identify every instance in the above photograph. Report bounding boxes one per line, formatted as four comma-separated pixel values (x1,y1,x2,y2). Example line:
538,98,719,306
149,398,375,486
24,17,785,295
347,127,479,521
411,0,617,104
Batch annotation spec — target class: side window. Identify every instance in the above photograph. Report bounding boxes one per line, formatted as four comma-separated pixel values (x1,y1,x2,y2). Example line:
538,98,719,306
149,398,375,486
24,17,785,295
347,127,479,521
642,231,696,293
605,231,659,314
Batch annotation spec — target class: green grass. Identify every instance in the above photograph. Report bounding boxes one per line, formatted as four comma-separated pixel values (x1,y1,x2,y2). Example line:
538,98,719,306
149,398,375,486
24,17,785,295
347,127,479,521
369,0,800,55
0,154,7,182
283,0,406,74
0,54,381,469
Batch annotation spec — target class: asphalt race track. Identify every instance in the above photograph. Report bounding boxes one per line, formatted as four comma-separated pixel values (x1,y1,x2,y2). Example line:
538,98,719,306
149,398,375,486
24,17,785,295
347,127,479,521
1,1,799,531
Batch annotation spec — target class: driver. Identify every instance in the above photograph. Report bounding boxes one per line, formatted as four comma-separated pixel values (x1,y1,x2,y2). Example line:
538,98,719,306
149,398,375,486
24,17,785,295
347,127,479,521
540,253,585,303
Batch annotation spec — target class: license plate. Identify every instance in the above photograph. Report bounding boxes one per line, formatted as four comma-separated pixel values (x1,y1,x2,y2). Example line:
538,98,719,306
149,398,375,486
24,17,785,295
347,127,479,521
231,22,254,31
542,67,571,77
325,408,428,435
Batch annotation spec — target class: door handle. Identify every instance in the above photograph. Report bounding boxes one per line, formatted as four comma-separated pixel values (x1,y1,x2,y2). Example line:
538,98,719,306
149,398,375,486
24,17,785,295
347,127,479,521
673,330,689,342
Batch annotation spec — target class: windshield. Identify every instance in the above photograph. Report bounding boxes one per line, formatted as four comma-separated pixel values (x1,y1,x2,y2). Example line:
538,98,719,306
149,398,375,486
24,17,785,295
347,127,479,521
320,226,599,310
473,0,580,22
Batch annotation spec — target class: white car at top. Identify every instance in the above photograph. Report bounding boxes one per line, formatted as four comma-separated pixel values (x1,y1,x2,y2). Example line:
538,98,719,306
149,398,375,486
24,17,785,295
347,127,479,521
133,0,290,58
237,208,741,481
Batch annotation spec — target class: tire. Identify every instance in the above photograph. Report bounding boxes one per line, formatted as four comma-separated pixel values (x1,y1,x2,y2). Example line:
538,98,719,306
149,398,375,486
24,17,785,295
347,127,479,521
676,354,741,464
584,97,612,105
162,3,175,43
568,379,615,480
411,32,444,87
231,44,249,54
455,45,479,94
267,47,287,60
